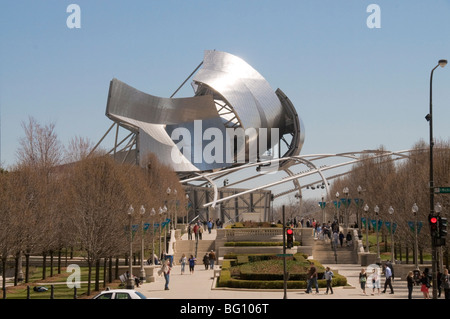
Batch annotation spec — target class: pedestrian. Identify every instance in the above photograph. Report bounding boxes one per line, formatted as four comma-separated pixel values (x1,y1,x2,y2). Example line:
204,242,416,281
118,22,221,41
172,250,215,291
179,253,187,275
209,250,216,269
305,262,319,294
199,223,203,239
324,266,333,294
193,224,199,240
371,268,381,295
161,259,171,290
203,253,209,270
207,219,213,234
382,263,394,294
346,231,352,247
420,268,432,299
338,232,344,247
187,224,192,240
332,231,339,249
406,271,415,299
359,268,367,295
188,255,196,274
440,268,450,299
386,260,395,281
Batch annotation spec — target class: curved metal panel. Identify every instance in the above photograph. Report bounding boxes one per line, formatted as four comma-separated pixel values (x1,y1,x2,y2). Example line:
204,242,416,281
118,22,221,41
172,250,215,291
193,51,284,130
102,51,304,173
106,78,219,125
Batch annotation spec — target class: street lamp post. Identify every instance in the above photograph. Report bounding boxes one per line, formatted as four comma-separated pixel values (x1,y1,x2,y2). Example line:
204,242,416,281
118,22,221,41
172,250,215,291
127,205,135,289
335,192,340,224
427,59,447,299
374,205,380,264
412,203,419,270
356,185,363,239
388,206,395,264
343,187,349,229
150,208,156,265
139,205,146,282
364,204,370,253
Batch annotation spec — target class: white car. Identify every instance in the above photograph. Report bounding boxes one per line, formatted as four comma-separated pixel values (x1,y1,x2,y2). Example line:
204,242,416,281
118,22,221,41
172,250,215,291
93,289,147,299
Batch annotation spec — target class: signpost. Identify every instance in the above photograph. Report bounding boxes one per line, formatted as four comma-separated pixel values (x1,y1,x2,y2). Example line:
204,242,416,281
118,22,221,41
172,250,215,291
435,187,450,194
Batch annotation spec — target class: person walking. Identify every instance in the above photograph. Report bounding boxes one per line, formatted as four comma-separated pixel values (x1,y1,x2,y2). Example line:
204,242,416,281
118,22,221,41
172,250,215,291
207,219,213,234
359,268,367,295
371,268,381,295
420,268,432,299
440,268,450,299
202,253,209,270
338,232,344,247
324,266,333,295
406,271,415,299
209,250,216,269
382,263,394,294
305,262,319,294
188,255,196,274
161,259,171,290
179,253,187,275
187,224,192,240
199,223,203,240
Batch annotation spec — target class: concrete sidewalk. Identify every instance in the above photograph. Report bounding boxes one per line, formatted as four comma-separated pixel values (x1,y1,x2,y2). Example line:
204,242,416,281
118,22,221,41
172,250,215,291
135,263,428,300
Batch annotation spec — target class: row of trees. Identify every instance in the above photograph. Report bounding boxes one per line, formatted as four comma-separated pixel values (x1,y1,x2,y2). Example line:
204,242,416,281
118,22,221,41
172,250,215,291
0,117,187,295
327,142,449,264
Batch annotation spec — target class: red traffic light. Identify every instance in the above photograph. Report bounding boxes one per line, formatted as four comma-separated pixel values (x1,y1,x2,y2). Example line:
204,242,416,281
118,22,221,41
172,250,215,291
430,217,438,224
286,229,293,235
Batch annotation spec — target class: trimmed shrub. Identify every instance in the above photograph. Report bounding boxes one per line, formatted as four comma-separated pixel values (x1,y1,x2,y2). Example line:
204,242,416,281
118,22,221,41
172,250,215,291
217,255,347,289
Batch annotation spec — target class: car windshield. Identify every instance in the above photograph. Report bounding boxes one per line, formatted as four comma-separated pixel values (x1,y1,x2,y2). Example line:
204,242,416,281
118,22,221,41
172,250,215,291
135,291,147,299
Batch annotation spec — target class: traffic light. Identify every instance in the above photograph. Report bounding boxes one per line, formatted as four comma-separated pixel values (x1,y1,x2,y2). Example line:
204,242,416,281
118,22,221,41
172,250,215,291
286,228,294,248
439,216,448,238
429,214,439,237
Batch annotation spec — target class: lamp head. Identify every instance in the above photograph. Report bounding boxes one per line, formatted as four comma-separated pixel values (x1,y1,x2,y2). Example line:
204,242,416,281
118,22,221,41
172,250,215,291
439,59,447,68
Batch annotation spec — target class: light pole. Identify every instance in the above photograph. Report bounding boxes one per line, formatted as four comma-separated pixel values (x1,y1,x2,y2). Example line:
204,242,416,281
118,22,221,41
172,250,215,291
335,191,340,224
426,59,447,299
374,205,380,264
150,208,156,265
412,203,419,270
364,204,370,253
356,185,363,239
319,193,326,225
388,206,395,264
343,187,349,229
127,205,135,289
139,205,146,282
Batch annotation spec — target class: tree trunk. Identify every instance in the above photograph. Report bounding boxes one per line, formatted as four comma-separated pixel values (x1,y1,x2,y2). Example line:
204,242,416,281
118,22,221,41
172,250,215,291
87,260,92,296
25,252,30,283
2,257,7,299
95,259,100,292
42,251,47,280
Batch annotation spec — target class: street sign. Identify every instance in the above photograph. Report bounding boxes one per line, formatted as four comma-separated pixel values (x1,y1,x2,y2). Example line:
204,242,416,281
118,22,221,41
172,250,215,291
276,254,293,257
435,187,450,194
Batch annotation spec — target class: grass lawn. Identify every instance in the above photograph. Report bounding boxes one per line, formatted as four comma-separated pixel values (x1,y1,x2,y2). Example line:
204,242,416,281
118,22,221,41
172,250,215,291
2,266,123,299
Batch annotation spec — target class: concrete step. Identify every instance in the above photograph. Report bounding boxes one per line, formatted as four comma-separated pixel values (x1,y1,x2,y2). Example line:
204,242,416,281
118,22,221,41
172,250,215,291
174,239,215,261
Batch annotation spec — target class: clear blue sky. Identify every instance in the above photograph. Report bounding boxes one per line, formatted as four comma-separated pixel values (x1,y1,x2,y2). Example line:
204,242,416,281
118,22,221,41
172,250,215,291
1,0,450,173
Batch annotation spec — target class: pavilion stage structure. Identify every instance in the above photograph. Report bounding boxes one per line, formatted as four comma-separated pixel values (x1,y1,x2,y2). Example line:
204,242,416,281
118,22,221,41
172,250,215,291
93,50,414,224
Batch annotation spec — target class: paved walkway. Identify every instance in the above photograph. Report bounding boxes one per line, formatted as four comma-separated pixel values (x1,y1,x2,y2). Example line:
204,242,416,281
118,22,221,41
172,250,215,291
135,262,427,300
136,228,429,299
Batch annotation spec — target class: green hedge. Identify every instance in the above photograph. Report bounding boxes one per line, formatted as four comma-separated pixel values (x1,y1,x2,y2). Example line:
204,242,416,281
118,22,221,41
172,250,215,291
217,255,347,289
224,241,301,247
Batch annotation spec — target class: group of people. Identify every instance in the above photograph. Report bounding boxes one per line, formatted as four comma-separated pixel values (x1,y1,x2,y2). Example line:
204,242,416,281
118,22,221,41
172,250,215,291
357,262,450,299
159,250,217,290
187,219,222,240
406,267,450,299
